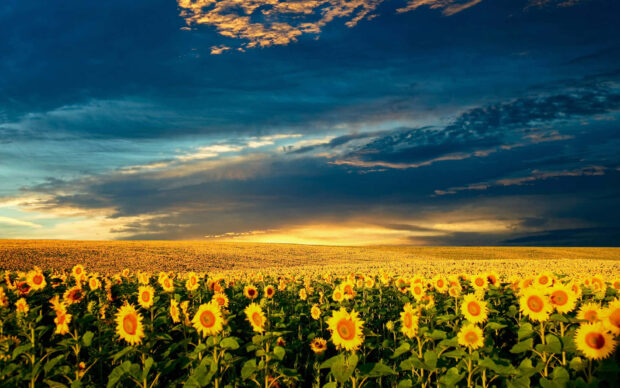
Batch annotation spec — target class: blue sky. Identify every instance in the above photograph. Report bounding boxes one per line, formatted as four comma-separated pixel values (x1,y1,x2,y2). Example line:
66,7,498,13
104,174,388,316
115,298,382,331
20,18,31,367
1,0,619,245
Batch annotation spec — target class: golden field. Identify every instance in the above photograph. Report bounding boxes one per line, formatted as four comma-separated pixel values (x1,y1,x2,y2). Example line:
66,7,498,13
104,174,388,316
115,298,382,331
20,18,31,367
0,240,618,277
1,241,620,387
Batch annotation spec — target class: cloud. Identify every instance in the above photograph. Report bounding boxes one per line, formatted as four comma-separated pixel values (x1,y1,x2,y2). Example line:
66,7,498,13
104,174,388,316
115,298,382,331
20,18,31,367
177,0,382,50
397,0,483,16
0,216,41,228
434,165,608,195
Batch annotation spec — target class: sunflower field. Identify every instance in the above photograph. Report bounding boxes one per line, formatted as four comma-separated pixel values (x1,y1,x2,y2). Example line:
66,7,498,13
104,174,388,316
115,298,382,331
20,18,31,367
1,266,619,388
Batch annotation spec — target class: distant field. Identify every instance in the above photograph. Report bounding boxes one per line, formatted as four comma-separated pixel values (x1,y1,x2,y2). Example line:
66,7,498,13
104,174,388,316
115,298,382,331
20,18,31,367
0,240,618,276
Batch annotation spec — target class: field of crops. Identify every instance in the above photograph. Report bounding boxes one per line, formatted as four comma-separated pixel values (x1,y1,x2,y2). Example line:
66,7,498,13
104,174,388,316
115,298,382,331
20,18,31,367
1,253,620,387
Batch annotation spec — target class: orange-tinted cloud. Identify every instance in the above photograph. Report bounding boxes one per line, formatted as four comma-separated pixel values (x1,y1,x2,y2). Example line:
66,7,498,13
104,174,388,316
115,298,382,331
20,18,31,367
396,0,483,16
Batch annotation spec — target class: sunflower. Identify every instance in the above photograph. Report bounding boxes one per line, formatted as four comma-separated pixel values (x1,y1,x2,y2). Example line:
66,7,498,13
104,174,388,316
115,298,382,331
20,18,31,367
577,302,602,323
192,301,224,337
410,283,426,302
326,307,364,351
601,298,620,335
26,269,46,291
244,303,266,333
299,288,307,301
365,277,375,288
63,286,85,305
311,304,321,320
185,272,199,292
264,285,275,298
461,294,488,324
471,275,488,291
72,264,85,280
0,288,7,308
448,285,462,298
332,287,344,303
432,275,448,294
342,281,356,300
549,284,577,314
574,323,617,360
54,310,72,335
137,272,150,285
137,285,155,309
180,301,190,325
88,277,101,291
244,285,259,300
457,323,484,350
115,304,145,345
212,293,229,308
310,338,327,354
535,272,555,288
486,272,500,287
400,303,419,339
15,298,29,314
160,276,175,292
49,295,65,313
169,299,180,323
612,278,620,291
520,288,552,322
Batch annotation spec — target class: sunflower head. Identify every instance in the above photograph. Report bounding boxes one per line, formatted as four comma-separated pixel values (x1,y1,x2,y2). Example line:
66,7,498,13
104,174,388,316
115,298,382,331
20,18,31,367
326,307,364,351
71,265,85,280
264,285,275,298
574,323,617,360
549,284,577,314
457,323,484,350
471,275,488,291
519,288,552,322
311,304,321,320
15,298,29,314
137,285,155,309
244,303,266,333
332,287,344,302
310,337,327,354
244,285,259,300
577,302,601,323
400,303,419,339
192,301,224,337
26,270,46,291
170,299,180,323
461,294,488,324
115,304,145,345
213,292,229,308
88,277,101,291
601,298,620,335
64,286,85,305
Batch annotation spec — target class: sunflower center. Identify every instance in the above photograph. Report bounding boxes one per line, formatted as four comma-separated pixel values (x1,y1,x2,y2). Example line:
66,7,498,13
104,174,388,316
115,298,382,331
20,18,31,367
609,308,620,328
527,295,544,312
252,312,263,326
200,310,216,328
337,319,356,341
437,279,444,288
123,314,138,335
539,276,548,285
414,286,421,295
465,331,478,344
404,312,413,328
33,274,43,285
141,292,150,302
551,291,567,305
467,301,481,316
585,332,605,349
475,278,484,286
584,310,597,322
249,289,256,296
57,314,66,324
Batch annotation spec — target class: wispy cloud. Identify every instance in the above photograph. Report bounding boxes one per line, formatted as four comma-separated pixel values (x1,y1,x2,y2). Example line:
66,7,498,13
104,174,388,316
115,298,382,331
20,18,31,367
0,216,41,228
396,0,483,16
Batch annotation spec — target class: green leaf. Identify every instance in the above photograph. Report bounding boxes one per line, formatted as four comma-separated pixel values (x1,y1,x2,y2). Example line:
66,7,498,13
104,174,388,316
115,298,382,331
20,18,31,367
507,376,531,388
220,337,240,350
510,338,533,354
427,330,447,340
518,323,534,341
400,356,426,371
82,331,94,347
438,367,465,388
141,357,154,382
424,350,438,370
107,361,131,388
443,349,466,359
358,362,396,377
319,355,343,370
552,367,569,387
569,357,584,371
391,342,411,359
397,379,413,388
44,355,65,376
322,383,338,388
486,322,507,330
331,354,357,384
241,359,257,380
273,346,285,361
478,358,517,376
111,346,134,362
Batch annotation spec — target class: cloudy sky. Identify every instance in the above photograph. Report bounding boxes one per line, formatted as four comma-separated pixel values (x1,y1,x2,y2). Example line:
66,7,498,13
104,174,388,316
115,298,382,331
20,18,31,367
1,0,619,245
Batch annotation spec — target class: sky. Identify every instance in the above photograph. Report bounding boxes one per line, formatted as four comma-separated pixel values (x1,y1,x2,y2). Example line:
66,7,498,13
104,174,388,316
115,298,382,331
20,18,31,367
1,0,619,245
